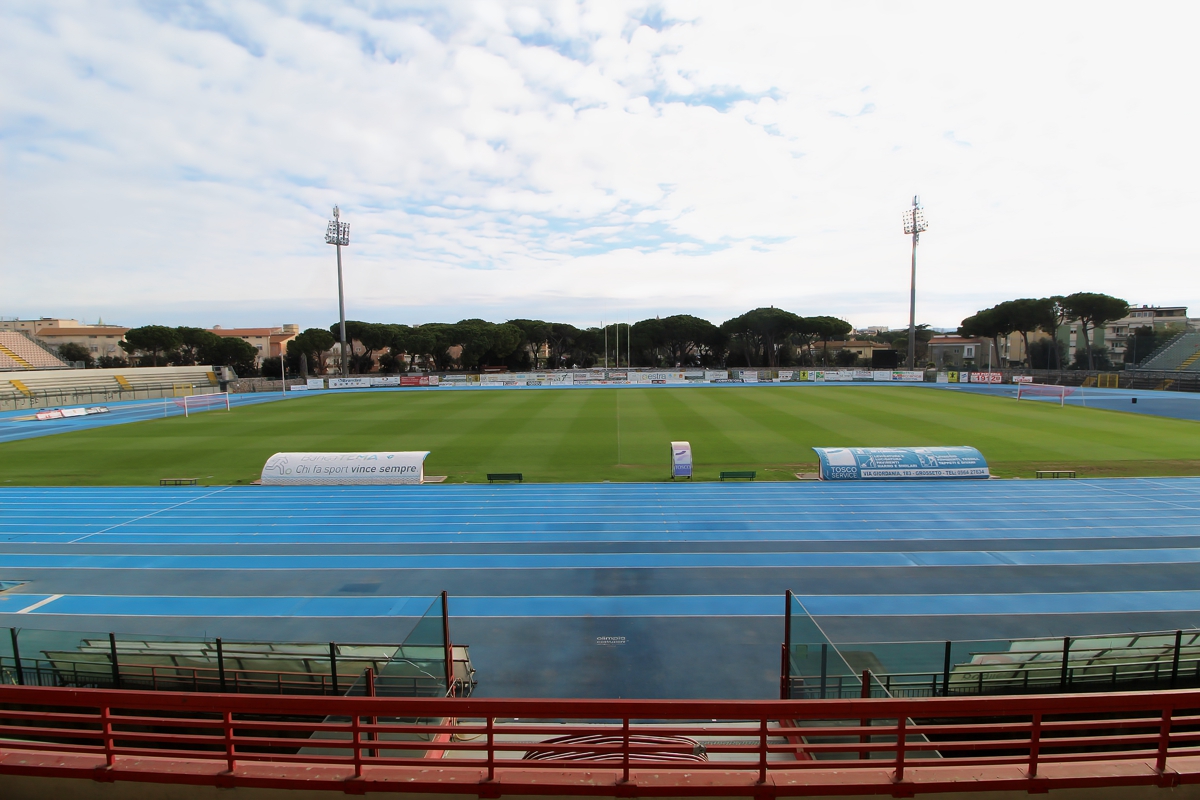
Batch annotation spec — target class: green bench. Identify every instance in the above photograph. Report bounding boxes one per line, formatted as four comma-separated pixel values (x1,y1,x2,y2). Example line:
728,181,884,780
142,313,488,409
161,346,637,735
487,473,523,483
1035,470,1076,479
160,478,197,486
719,471,756,481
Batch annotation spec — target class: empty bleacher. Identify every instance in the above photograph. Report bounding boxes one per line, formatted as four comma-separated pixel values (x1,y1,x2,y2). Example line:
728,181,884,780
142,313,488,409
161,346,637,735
1,366,219,411
1137,331,1200,371
0,332,69,371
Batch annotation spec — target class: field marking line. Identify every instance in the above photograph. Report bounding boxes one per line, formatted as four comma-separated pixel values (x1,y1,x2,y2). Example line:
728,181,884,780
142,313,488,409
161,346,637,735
15,594,62,614
68,486,233,543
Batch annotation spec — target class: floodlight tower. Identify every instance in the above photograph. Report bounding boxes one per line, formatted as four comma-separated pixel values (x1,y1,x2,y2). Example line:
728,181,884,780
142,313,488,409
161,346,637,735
325,206,351,376
901,196,928,370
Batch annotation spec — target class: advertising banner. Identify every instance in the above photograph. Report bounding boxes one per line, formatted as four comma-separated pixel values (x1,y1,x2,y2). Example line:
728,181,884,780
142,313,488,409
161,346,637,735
328,377,371,389
400,376,430,387
948,371,959,383
936,372,950,383
670,441,693,479
971,372,1002,384
893,371,924,382
813,446,990,480
808,370,825,382
306,378,325,389
704,370,729,381
777,370,794,382
1013,375,1034,384
289,384,309,391
369,376,401,387
872,370,893,382
35,406,109,421
741,371,758,383
261,451,430,485
853,370,872,380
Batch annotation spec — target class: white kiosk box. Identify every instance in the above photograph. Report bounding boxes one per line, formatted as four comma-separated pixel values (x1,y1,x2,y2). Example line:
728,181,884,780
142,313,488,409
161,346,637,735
261,452,430,485
670,441,693,480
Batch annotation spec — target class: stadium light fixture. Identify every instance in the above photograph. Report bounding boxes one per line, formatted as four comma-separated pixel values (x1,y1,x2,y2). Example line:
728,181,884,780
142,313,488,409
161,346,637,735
325,206,351,376
901,196,928,371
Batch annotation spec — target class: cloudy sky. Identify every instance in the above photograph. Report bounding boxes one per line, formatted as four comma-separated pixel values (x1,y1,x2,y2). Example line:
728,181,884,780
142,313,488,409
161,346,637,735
3,1,1198,331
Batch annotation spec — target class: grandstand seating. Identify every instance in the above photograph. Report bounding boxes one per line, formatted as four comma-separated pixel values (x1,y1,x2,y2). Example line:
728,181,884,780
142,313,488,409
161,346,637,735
0,366,219,411
1137,331,1200,371
0,332,68,371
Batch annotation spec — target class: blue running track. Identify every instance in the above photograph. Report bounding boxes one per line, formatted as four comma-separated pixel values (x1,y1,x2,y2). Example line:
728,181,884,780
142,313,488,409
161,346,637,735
4,479,1200,697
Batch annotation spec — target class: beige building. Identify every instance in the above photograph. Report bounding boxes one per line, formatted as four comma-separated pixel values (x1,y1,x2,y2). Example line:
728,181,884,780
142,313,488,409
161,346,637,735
33,325,131,359
211,325,300,365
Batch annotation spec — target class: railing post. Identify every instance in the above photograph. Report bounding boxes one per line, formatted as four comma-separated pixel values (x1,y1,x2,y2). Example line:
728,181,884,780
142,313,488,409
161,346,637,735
622,716,631,784
782,589,793,699
486,715,495,782
9,628,23,686
217,637,226,692
860,669,871,760
1171,630,1182,688
758,716,768,784
351,711,363,779
329,642,339,696
1059,637,1071,692
101,705,114,768
779,644,789,700
942,640,952,697
109,633,121,690
365,668,376,759
442,591,454,693
1028,712,1041,778
820,644,828,699
893,716,907,783
223,709,236,773
1157,706,1173,774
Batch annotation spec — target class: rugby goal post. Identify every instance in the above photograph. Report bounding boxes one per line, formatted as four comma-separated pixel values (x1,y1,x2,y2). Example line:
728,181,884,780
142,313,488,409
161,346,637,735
1016,384,1071,407
181,392,231,417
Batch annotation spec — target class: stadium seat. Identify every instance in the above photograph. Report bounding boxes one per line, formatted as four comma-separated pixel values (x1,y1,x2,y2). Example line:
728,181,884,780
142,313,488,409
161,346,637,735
0,331,69,370
1,366,220,411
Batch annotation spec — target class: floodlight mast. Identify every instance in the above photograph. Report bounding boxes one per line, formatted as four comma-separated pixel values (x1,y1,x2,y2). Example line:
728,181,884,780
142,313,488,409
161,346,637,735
901,196,928,370
325,206,351,376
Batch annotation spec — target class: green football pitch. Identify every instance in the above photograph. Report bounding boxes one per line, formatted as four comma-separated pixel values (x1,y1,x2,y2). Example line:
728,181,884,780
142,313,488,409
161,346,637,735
2,386,1199,485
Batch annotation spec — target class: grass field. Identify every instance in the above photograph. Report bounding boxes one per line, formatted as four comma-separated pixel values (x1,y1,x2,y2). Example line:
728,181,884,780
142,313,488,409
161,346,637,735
2,386,1200,486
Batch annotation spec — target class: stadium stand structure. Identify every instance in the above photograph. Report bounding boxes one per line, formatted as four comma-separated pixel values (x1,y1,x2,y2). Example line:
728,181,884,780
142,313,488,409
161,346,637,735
0,366,219,411
0,332,68,371
1135,330,1200,371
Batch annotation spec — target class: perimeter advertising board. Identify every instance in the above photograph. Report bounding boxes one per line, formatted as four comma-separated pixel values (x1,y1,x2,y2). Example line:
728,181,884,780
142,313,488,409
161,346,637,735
261,451,430,485
328,377,371,389
812,446,989,480
670,441,693,479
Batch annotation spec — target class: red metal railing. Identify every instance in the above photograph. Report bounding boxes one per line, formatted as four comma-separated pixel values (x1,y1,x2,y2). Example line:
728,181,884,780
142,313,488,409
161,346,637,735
2,684,1200,796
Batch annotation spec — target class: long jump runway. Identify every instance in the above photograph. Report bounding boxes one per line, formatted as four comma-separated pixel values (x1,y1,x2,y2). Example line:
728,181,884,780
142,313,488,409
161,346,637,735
3,479,1200,698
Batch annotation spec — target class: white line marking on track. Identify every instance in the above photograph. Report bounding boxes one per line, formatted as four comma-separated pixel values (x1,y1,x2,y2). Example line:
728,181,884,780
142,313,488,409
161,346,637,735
68,486,233,543
15,594,62,613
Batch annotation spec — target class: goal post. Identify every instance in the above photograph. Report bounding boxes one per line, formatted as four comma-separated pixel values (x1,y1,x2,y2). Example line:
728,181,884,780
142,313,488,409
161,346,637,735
181,392,231,417
1016,384,1070,407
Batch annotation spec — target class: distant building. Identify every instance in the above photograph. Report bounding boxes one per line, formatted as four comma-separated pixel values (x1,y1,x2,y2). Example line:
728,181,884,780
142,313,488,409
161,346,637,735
1099,305,1189,366
928,335,998,370
32,325,131,359
0,318,89,334
210,325,300,366
818,340,895,362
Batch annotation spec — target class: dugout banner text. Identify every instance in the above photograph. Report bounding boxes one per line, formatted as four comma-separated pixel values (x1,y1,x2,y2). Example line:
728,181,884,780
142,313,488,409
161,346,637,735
261,451,430,485
812,446,989,480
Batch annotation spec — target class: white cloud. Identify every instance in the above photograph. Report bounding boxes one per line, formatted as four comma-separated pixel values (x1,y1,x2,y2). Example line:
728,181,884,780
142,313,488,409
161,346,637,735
1,0,1198,330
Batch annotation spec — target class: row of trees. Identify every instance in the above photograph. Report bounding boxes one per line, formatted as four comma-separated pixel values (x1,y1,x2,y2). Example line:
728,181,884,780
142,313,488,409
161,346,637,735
279,309,862,375
959,293,1129,370
62,326,261,374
